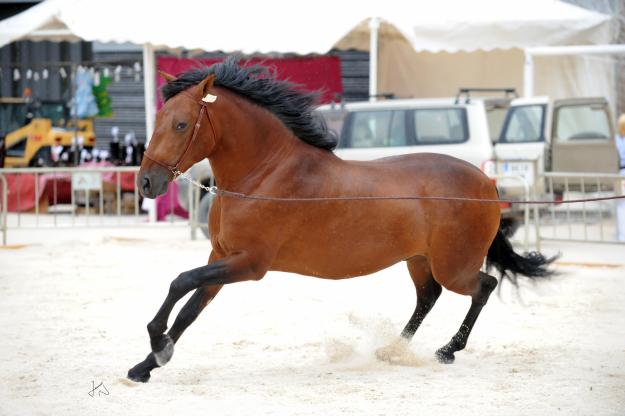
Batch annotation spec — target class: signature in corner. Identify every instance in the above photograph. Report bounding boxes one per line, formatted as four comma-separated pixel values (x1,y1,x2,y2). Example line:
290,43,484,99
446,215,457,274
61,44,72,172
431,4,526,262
88,381,109,397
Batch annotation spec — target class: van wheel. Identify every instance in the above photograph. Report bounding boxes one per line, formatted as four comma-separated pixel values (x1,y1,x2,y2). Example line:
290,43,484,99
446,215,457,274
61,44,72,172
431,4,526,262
500,218,521,238
197,192,214,239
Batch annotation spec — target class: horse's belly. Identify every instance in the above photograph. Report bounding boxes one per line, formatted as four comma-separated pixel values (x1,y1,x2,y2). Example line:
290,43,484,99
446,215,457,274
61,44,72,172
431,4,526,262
271,202,427,279
273,251,412,279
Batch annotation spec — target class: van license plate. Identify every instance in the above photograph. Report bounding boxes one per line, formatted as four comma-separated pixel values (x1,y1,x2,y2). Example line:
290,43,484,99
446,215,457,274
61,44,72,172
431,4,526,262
500,162,534,184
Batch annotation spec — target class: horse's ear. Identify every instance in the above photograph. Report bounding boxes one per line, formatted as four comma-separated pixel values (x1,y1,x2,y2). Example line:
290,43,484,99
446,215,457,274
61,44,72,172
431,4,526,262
198,73,216,94
158,70,177,83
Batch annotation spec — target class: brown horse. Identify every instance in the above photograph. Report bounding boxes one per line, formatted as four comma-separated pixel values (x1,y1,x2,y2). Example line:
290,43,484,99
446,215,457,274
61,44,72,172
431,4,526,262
128,57,553,382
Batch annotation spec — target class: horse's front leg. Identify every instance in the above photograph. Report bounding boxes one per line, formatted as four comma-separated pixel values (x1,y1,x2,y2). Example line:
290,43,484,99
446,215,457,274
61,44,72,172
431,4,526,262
126,285,223,382
127,251,266,382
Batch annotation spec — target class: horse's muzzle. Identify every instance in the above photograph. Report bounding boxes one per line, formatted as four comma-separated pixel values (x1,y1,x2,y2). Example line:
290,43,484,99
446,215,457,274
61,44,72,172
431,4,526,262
138,168,170,199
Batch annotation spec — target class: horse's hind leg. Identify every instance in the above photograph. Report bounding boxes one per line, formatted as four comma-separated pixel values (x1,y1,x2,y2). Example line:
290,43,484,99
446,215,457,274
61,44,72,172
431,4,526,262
435,271,498,364
401,256,442,340
376,256,441,362
127,285,222,382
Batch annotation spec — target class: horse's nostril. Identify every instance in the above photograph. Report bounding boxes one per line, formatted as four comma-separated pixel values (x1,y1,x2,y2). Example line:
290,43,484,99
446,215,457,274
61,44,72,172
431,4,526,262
142,176,151,193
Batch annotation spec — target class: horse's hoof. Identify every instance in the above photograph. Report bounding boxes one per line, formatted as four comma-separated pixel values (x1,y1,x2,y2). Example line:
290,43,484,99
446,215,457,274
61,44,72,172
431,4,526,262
435,348,455,364
153,334,174,367
127,366,151,383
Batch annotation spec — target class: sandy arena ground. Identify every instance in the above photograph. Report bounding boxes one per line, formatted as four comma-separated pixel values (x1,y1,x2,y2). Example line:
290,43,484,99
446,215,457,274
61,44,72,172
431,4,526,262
0,225,624,415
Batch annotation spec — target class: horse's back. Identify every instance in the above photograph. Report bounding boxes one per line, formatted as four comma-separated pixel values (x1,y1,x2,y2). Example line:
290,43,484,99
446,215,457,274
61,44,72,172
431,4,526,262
366,152,486,178
345,152,496,200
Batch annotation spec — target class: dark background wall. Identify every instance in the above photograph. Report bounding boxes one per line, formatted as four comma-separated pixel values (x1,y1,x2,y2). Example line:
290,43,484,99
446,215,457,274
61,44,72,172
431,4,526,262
0,40,92,100
0,42,368,150
91,47,145,149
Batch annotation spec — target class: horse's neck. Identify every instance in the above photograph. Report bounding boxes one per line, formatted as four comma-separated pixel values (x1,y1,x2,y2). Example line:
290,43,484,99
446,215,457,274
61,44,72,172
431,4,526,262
208,95,298,190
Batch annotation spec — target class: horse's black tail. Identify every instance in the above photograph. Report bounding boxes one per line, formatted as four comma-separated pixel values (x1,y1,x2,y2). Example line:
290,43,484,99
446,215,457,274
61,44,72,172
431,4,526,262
486,224,558,285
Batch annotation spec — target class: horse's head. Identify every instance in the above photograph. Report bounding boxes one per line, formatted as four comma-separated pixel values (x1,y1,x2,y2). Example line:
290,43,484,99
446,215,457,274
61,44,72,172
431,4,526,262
138,72,218,198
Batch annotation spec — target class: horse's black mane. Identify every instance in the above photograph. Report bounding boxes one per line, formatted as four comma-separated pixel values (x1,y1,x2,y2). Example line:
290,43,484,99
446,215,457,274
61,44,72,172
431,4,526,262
161,56,337,151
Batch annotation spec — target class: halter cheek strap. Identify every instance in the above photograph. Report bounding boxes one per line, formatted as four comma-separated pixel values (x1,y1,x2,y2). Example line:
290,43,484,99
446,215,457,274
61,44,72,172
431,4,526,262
143,91,218,177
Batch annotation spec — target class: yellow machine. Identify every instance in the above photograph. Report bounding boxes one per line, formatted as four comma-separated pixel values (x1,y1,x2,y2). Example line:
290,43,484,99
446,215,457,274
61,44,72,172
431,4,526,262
0,98,96,168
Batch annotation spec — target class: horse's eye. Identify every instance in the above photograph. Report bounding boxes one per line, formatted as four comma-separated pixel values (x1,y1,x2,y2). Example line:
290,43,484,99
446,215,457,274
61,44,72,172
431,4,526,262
176,122,188,131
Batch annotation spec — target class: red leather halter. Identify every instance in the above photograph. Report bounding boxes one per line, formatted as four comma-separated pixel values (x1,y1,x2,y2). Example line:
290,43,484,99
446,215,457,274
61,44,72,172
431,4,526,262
143,90,217,177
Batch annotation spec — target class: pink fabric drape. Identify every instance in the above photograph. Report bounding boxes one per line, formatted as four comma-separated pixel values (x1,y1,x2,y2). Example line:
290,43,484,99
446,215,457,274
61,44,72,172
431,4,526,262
156,55,343,110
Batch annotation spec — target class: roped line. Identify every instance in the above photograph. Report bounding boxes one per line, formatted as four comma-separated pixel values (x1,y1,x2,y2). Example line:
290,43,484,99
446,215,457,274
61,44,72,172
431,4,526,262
175,169,625,205
213,187,625,205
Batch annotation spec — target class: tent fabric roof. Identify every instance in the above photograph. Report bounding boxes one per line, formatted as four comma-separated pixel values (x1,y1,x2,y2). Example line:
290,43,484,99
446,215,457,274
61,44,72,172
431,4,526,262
0,0,615,53
399,0,614,52
0,0,390,53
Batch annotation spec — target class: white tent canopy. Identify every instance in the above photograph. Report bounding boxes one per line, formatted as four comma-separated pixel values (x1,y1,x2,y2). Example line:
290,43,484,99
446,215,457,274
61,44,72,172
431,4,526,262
0,0,614,53
331,1,616,102
0,0,405,53
401,0,614,52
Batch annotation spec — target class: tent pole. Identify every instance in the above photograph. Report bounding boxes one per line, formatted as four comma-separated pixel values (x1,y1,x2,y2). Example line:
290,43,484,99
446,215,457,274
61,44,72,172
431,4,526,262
143,43,156,142
368,17,380,102
523,49,534,98
142,43,157,223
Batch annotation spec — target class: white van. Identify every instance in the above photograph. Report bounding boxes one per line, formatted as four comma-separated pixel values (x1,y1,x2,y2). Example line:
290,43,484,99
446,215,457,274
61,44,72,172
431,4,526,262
494,97,618,193
493,96,619,232
317,97,496,173
495,96,618,182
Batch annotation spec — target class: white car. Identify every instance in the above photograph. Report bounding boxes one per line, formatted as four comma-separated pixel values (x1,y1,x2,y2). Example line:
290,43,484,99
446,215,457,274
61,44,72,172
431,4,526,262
317,97,496,174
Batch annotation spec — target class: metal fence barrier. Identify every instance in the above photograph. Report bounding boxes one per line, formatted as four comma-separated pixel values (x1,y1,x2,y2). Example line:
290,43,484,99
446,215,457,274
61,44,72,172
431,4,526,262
494,158,624,248
0,174,7,245
0,166,193,243
2,166,622,247
539,171,624,244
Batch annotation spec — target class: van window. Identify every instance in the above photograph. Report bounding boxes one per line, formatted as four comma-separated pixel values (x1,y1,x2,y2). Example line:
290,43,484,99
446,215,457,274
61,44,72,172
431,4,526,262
344,110,407,148
555,104,610,141
500,105,545,142
413,108,467,144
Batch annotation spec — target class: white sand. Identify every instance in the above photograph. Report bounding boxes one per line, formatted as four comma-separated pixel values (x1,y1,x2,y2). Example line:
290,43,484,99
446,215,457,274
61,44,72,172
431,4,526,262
0,226,624,415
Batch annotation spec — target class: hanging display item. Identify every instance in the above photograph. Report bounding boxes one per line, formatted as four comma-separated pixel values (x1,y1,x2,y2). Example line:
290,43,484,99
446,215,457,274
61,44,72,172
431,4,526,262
93,73,113,117
73,67,99,118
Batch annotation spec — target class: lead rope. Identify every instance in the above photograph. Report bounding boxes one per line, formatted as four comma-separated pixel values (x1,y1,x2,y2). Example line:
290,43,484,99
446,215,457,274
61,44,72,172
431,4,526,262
174,170,625,205
173,169,218,195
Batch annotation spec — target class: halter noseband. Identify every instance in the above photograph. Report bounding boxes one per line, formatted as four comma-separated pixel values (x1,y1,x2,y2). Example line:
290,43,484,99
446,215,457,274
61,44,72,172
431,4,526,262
143,90,217,177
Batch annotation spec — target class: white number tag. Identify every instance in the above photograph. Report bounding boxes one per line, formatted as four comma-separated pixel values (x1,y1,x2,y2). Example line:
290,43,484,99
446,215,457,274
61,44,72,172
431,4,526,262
202,93,217,103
